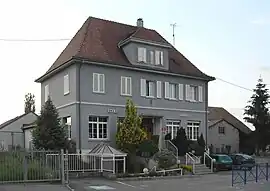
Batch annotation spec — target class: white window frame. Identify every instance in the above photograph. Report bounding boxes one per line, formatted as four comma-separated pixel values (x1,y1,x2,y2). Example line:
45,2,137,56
121,76,132,96
187,121,200,141
93,73,105,93
146,80,155,97
63,117,72,140
64,74,70,95
189,85,197,101
155,50,164,66
166,120,181,140
138,47,146,62
44,84,49,102
88,116,108,140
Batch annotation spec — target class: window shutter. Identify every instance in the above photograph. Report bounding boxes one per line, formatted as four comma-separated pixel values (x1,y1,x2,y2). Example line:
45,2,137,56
99,74,105,93
160,51,164,65
155,51,160,65
150,51,154,64
165,82,169,98
121,77,125,95
137,48,141,61
140,79,146,96
198,86,203,102
157,81,162,98
185,84,190,101
178,84,183,100
45,85,49,102
143,48,146,62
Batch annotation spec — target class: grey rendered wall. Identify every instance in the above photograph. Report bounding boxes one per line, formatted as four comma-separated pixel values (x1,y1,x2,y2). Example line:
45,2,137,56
40,64,77,108
78,63,207,151
208,120,239,153
0,113,37,149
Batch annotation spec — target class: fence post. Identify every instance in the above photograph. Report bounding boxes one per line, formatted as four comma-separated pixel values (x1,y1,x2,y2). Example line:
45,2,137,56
244,168,247,185
266,163,269,181
65,150,69,184
256,164,258,183
23,151,28,183
61,149,65,185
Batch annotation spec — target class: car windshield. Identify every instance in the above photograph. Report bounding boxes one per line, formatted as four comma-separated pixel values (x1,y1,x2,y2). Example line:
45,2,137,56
219,155,232,161
241,154,253,159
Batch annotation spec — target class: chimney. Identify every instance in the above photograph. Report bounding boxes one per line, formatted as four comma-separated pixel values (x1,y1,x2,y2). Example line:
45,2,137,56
137,18,143,27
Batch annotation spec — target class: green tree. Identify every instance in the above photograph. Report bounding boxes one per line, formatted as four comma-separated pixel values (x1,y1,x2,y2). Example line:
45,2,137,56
24,93,36,113
172,127,188,156
197,133,206,149
116,99,147,154
244,78,270,153
32,96,67,150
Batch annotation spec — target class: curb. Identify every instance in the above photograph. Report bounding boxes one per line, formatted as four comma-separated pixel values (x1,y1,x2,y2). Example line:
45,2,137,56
109,174,201,181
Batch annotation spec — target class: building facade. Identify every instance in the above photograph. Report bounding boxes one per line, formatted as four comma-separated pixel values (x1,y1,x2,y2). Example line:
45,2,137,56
36,17,215,153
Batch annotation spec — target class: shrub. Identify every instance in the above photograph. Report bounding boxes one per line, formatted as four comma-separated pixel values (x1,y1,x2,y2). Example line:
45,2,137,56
181,165,193,172
172,127,188,156
189,142,204,156
137,140,159,158
153,149,176,169
165,133,172,140
151,135,159,146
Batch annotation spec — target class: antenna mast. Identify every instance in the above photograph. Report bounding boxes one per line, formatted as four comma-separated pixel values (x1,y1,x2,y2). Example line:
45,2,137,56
170,23,177,46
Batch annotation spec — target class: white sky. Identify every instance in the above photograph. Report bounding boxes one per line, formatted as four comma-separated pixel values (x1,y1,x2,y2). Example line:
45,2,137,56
1,0,268,131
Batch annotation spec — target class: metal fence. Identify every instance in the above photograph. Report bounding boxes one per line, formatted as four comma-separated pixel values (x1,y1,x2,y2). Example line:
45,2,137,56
232,163,270,186
0,150,62,184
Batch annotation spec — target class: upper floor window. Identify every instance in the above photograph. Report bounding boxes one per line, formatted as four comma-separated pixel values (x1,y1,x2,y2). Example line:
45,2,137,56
186,85,203,102
89,116,108,140
64,74,69,95
93,73,105,93
146,80,155,97
44,84,49,102
165,82,177,99
138,47,146,62
121,76,132,96
150,51,154,64
155,50,164,66
219,126,225,134
186,121,200,140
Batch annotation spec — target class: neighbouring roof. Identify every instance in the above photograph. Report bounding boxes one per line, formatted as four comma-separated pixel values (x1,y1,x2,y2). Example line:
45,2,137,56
208,107,252,134
36,17,215,82
0,112,38,130
89,143,127,157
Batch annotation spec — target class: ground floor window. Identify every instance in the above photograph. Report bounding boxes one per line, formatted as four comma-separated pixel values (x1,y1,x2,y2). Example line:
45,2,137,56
166,120,181,139
89,116,108,139
186,121,200,140
63,116,72,140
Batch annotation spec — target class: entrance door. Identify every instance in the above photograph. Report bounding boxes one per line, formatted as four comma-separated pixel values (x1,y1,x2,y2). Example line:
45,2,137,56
142,118,153,139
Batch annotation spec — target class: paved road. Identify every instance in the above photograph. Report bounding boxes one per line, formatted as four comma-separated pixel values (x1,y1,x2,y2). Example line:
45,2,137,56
70,172,270,191
0,184,68,191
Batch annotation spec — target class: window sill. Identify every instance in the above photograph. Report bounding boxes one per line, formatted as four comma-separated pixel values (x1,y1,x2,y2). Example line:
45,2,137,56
64,92,70,96
121,94,132,97
145,96,155,99
165,98,177,101
88,138,109,141
93,91,105,94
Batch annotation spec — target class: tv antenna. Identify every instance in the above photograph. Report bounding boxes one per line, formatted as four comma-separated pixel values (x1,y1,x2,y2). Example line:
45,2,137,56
170,23,177,46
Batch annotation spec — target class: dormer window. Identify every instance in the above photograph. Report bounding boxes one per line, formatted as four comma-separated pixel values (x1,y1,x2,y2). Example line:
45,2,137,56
155,50,164,65
138,47,146,62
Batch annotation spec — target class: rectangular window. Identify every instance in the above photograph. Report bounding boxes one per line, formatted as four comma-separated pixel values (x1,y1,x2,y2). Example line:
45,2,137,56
150,51,154,64
146,80,155,97
166,120,181,140
64,74,69,95
89,116,108,139
156,81,162,98
186,121,200,140
169,83,177,99
44,84,49,102
219,126,225,134
93,73,105,93
155,50,164,65
121,76,132,96
63,117,72,140
189,85,197,101
138,47,146,62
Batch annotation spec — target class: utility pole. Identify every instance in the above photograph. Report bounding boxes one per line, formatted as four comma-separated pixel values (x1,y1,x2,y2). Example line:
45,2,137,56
170,23,177,46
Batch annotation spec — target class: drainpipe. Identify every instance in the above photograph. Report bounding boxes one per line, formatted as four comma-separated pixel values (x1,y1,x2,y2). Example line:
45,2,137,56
205,82,208,147
78,63,82,153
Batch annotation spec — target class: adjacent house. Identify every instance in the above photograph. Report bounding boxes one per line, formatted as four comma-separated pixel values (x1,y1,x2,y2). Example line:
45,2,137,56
208,107,252,154
0,112,38,150
35,17,215,153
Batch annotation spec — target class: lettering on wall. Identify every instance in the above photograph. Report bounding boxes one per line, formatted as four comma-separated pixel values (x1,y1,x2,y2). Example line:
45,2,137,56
107,108,117,114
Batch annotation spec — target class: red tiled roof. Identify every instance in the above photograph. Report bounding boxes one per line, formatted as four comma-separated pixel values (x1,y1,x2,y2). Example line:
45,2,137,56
36,17,214,82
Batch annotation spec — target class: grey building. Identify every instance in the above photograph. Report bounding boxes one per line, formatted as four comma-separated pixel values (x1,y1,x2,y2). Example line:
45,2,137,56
0,112,38,150
208,107,252,154
35,17,215,153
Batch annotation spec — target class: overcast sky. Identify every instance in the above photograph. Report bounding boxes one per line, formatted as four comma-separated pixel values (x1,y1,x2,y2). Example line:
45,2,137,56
1,0,269,130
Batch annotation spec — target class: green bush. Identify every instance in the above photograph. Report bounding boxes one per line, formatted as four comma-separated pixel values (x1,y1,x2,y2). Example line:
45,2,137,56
137,140,159,158
153,149,176,169
151,135,159,146
181,165,192,172
189,142,204,156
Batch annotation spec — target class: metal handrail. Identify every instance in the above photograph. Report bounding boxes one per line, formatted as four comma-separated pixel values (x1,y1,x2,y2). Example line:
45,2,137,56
188,152,200,163
165,140,178,159
186,153,196,174
204,152,214,172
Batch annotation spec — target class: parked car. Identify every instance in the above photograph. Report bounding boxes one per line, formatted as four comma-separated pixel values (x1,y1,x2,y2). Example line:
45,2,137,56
229,153,255,170
210,154,233,171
